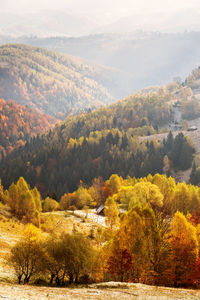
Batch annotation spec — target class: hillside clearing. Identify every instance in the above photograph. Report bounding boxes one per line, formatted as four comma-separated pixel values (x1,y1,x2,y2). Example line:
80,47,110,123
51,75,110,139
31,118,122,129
139,128,200,155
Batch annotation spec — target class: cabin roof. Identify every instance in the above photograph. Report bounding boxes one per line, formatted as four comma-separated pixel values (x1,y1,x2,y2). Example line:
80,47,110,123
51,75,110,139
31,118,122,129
96,204,104,214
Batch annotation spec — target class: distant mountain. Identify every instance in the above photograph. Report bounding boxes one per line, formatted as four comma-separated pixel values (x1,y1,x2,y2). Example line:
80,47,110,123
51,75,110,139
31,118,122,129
0,99,56,156
0,11,99,37
0,44,124,119
95,9,200,34
1,8,200,38
2,32,200,94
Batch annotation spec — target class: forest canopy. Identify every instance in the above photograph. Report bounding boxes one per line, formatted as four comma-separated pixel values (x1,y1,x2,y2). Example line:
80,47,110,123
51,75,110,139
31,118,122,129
0,130,195,197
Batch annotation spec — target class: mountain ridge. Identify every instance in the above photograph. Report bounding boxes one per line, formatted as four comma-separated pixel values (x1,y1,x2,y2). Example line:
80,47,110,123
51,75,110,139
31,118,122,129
0,44,124,119
2,31,200,94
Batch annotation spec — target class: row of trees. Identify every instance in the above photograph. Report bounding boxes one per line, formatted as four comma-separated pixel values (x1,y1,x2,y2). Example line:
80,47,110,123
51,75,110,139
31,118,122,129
2,170,200,225
10,225,97,285
0,177,59,225
61,171,200,219
56,90,173,140
0,130,194,198
104,207,200,287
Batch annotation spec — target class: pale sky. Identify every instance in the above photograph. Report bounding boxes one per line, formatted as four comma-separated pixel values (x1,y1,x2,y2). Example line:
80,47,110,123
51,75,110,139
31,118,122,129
1,0,200,22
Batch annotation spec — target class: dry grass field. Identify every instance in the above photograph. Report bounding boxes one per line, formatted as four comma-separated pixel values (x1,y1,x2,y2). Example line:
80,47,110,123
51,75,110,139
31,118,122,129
0,282,200,299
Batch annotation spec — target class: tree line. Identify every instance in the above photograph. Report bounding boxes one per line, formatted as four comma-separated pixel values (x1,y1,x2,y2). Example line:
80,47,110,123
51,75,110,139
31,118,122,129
0,131,195,198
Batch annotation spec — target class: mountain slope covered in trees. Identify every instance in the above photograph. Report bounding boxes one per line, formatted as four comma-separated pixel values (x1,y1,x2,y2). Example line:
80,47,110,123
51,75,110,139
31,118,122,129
0,99,56,157
3,32,200,94
1,62,200,197
0,84,195,197
0,44,124,119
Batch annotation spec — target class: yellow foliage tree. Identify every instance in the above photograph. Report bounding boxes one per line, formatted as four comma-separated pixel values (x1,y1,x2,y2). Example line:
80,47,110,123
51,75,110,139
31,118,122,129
10,224,45,284
128,182,163,210
107,174,122,194
169,212,199,287
7,177,42,225
104,197,119,230
43,197,59,212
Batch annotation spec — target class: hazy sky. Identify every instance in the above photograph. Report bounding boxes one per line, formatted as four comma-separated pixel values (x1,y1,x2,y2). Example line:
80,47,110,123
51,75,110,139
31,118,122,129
1,0,200,23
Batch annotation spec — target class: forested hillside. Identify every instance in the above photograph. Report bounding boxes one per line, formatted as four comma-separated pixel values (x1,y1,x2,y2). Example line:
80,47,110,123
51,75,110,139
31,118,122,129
3,32,200,94
0,44,123,119
54,88,173,139
0,99,56,157
1,81,198,197
1,48,200,198
0,128,194,197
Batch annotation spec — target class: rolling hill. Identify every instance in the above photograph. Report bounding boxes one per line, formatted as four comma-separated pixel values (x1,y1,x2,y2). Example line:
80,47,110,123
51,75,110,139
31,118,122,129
0,11,99,37
2,31,200,95
0,44,124,119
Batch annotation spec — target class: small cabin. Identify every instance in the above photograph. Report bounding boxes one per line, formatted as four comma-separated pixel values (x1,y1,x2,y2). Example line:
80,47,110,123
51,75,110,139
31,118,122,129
96,204,104,215
96,204,126,216
173,100,181,108
187,126,197,131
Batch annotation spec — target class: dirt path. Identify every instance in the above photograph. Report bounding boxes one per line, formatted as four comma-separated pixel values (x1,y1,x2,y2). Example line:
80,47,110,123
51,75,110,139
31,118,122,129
74,210,106,227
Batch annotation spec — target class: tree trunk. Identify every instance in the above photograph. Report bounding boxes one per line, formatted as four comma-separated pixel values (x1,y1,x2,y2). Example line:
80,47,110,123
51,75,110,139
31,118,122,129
18,274,22,284
61,271,66,285
24,275,30,284
56,276,60,286
75,275,78,284
50,274,55,285
69,274,73,284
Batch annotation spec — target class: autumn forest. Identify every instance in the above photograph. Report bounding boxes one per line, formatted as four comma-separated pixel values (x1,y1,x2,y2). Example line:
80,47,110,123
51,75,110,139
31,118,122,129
1,37,200,294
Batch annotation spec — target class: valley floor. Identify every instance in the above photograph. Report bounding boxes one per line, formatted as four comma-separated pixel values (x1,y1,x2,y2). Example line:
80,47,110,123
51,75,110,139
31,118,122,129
0,282,200,299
